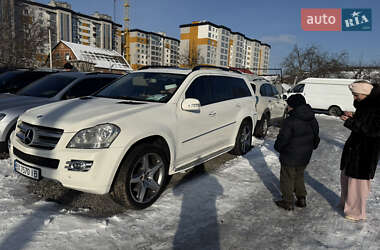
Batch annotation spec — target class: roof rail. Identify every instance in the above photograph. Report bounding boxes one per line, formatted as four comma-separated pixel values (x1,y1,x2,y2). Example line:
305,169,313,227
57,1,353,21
191,65,242,74
86,71,123,75
138,65,187,70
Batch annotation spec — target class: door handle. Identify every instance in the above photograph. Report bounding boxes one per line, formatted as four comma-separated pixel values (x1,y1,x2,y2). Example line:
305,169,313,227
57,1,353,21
209,111,216,117
236,104,241,108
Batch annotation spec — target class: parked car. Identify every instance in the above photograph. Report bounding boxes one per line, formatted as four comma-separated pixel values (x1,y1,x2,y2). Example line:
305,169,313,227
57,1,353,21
0,72,121,152
0,69,55,94
10,66,257,209
284,78,357,115
248,76,287,138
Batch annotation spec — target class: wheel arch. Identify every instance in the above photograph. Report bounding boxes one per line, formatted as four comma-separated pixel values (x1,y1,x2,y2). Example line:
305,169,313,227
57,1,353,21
109,135,172,194
327,105,342,115
233,116,253,140
262,108,271,120
328,104,341,111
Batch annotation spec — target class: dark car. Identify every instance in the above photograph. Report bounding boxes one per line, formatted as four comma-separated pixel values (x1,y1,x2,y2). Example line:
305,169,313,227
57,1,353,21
0,70,55,94
0,71,122,152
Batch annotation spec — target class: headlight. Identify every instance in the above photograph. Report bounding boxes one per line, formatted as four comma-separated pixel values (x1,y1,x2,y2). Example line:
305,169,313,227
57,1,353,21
67,123,120,149
0,113,6,121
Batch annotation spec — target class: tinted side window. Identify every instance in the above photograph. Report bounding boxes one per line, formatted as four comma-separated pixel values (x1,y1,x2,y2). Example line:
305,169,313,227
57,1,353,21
63,77,116,99
209,76,234,103
271,85,279,96
231,78,251,98
185,76,213,106
260,84,272,97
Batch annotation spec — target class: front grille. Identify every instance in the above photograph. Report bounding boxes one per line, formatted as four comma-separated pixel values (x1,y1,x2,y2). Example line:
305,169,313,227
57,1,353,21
13,147,59,169
16,122,63,150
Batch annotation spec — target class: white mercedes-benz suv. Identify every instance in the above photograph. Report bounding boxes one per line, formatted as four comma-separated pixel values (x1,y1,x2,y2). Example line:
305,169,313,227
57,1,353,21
10,66,257,209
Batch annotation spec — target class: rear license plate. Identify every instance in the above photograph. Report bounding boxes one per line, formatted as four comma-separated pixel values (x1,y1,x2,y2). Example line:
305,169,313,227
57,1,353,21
14,160,40,180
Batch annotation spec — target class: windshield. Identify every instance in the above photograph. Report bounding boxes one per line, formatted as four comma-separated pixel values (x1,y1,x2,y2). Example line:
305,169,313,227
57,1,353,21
16,75,77,98
96,72,187,103
0,71,24,89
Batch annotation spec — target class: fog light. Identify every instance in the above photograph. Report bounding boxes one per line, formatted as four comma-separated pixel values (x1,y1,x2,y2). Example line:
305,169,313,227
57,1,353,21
65,160,93,172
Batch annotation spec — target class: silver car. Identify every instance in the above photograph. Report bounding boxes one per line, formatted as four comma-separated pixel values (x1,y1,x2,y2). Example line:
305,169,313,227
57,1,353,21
0,71,121,152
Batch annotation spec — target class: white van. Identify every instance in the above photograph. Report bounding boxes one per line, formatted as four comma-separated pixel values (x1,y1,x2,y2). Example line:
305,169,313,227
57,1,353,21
284,78,357,114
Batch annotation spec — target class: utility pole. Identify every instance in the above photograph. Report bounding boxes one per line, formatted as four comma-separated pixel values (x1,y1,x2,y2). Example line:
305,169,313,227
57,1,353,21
124,0,130,64
113,0,116,21
49,29,52,70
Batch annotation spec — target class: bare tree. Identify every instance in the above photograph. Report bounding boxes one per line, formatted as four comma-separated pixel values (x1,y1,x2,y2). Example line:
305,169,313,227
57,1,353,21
179,47,205,68
282,44,349,84
0,0,48,69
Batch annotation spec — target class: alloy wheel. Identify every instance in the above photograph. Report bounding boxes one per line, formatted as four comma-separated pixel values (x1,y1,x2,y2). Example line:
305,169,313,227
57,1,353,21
129,152,166,204
240,124,252,154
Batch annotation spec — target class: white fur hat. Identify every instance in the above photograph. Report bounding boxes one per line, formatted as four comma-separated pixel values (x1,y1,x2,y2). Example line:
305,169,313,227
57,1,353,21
349,81,373,95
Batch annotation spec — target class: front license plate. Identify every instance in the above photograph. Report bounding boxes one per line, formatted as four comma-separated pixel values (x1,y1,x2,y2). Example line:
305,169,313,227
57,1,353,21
14,160,40,180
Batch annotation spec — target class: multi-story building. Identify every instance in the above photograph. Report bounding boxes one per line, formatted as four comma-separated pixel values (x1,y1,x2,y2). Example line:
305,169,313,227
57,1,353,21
128,29,180,70
179,21,271,74
18,0,122,57
259,43,271,74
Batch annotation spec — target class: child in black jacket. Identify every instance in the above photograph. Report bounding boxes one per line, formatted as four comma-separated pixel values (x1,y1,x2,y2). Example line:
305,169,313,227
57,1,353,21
274,94,320,210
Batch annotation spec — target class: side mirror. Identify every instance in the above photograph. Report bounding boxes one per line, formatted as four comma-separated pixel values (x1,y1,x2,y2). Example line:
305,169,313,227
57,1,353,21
182,98,201,112
282,94,287,100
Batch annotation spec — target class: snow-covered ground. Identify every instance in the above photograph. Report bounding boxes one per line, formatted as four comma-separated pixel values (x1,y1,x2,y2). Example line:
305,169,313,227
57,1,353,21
0,115,379,250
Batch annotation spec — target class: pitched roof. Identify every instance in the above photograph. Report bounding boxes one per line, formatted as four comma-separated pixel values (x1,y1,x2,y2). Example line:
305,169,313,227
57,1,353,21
60,41,132,72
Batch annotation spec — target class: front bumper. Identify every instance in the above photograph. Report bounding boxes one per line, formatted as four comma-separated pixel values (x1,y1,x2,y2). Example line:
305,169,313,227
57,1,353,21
10,131,125,194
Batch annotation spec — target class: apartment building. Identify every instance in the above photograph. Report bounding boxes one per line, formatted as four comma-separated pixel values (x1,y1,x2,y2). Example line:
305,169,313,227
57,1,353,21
179,21,271,74
18,0,122,56
128,29,180,70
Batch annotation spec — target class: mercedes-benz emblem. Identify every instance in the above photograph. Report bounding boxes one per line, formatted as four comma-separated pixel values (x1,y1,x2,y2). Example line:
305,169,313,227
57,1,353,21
24,129,34,145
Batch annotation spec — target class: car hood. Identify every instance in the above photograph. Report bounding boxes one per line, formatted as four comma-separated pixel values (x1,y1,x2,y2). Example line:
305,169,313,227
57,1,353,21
0,93,18,99
21,97,162,132
0,95,50,112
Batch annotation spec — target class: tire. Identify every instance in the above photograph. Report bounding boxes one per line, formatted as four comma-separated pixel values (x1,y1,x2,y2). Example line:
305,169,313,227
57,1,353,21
254,114,269,139
111,143,169,209
5,124,16,154
230,119,253,155
328,106,342,116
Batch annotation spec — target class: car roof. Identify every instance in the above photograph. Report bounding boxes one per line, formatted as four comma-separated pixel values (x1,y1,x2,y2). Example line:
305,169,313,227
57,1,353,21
136,68,192,75
44,71,120,78
136,67,245,77
47,71,86,77
299,77,357,85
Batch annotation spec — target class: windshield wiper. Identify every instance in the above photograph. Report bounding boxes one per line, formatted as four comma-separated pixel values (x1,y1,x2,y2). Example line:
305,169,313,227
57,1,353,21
96,95,147,101
112,96,147,101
